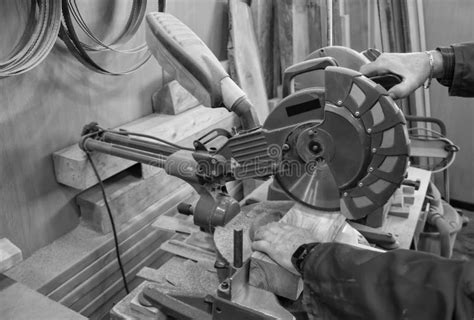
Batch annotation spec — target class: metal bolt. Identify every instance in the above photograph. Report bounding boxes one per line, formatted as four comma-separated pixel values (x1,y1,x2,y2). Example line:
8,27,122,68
372,148,377,153
337,100,343,105
368,167,374,172
282,144,290,151
358,182,364,187
355,111,360,117
220,281,229,290
367,128,372,134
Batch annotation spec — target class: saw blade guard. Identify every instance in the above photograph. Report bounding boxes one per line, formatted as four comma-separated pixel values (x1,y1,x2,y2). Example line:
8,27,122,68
265,66,409,220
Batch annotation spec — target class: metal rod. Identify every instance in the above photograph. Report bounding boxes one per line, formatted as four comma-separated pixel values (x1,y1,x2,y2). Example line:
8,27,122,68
84,139,167,168
233,229,243,268
103,132,178,156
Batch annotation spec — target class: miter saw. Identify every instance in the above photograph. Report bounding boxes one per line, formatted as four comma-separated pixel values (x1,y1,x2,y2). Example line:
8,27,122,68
80,12,411,320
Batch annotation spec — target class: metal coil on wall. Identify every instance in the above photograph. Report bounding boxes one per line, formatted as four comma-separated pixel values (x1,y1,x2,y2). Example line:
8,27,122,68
59,0,166,76
0,0,62,78
0,0,167,78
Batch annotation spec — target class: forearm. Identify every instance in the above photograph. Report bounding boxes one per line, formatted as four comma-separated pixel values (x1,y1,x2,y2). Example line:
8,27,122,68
297,242,474,320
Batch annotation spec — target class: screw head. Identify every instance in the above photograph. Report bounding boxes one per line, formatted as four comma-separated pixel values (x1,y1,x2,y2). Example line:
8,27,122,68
372,148,377,153
308,130,314,137
355,111,360,117
220,281,229,289
358,182,364,187
282,144,290,151
337,100,343,105
211,158,217,164
343,192,348,197
368,167,374,172
367,128,372,133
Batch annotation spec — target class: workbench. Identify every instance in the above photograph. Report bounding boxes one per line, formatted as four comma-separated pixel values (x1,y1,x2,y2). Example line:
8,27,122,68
110,167,431,319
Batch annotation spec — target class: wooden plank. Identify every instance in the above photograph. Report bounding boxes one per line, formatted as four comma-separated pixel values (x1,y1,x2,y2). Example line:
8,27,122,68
292,0,311,63
160,240,215,264
50,229,164,304
151,80,200,115
53,106,238,190
332,0,343,45
276,0,294,72
229,0,270,123
379,167,431,249
5,185,196,294
77,168,187,234
77,246,169,318
66,237,168,314
137,257,189,284
249,204,346,300
184,232,215,252
251,0,276,97
152,215,199,235
0,238,22,273
0,274,86,320
107,256,175,320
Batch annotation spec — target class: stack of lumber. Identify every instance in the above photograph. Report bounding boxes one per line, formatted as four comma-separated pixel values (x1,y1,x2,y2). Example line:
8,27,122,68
5,186,196,319
110,214,218,319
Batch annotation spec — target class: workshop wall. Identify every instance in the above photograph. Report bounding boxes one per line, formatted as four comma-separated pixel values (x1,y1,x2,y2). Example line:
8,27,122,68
0,0,228,258
423,1,474,204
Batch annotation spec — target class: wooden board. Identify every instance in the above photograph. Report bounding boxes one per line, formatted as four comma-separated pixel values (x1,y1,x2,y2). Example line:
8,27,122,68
379,167,431,249
152,215,199,235
0,238,22,273
249,203,346,300
53,106,238,190
76,247,172,318
5,185,197,294
229,0,270,123
160,240,215,264
152,80,200,115
77,168,187,233
99,255,174,320
250,0,277,97
0,274,86,320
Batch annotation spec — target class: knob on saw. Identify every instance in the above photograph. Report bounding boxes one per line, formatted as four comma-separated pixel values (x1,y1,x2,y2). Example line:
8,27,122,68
268,67,410,220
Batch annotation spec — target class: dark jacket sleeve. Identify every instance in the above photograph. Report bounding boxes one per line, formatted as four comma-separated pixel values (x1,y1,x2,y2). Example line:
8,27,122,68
438,42,474,97
299,242,474,320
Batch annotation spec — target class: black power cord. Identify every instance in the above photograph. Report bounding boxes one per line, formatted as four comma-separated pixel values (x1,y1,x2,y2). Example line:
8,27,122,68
86,152,130,294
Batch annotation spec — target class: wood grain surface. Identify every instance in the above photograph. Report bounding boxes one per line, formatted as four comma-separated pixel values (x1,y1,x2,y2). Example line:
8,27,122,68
229,0,270,123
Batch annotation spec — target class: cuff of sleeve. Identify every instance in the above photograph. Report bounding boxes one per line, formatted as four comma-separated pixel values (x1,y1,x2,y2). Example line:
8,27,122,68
291,242,320,274
435,46,455,87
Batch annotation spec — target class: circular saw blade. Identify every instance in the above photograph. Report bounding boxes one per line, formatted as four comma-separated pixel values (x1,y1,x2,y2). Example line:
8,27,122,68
274,161,340,211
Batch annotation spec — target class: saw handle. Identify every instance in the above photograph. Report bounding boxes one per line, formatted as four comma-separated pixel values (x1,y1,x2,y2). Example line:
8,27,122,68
282,57,338,98
146,12,259,129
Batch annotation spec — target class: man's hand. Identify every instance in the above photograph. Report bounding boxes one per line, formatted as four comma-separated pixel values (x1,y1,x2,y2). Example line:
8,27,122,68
251,222,319,274
360,51,443,99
